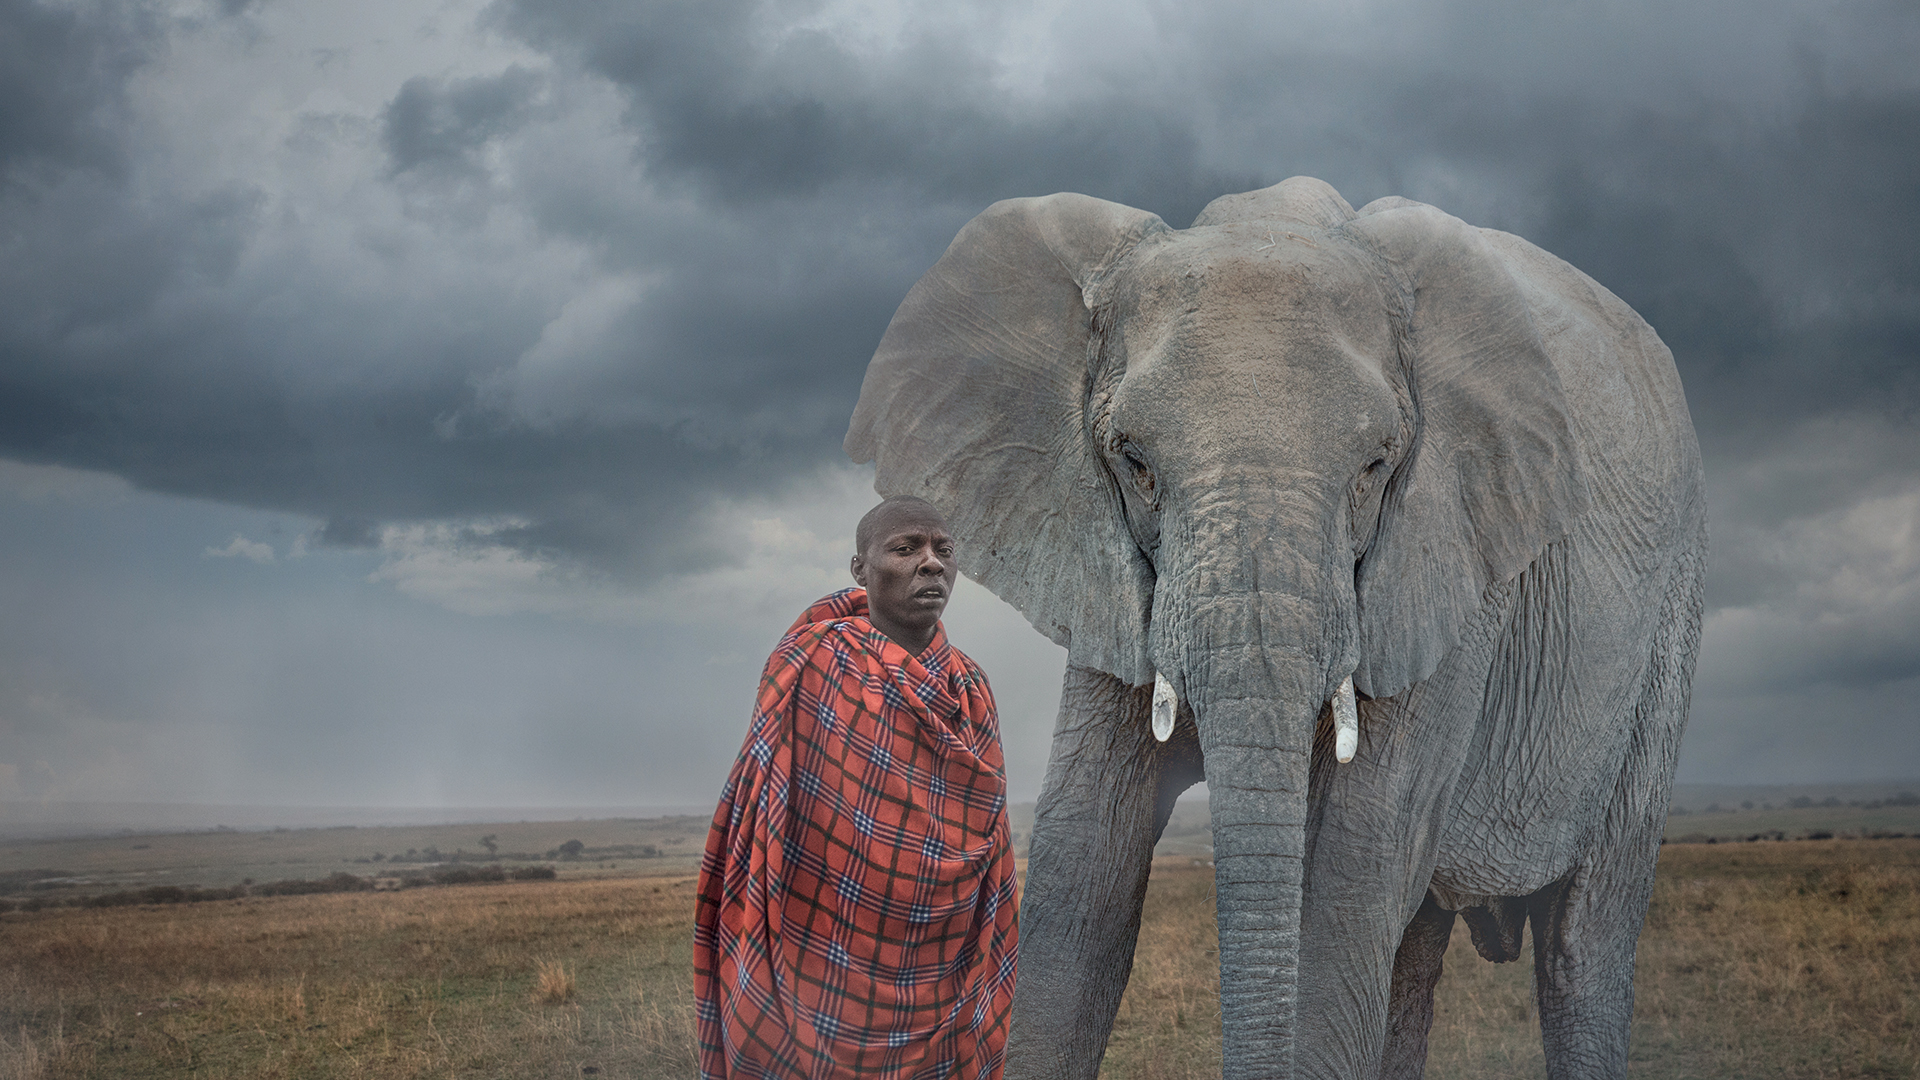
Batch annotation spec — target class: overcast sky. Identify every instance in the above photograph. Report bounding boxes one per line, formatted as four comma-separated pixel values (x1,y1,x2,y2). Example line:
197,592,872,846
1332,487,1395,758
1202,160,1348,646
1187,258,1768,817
2,0,1916,811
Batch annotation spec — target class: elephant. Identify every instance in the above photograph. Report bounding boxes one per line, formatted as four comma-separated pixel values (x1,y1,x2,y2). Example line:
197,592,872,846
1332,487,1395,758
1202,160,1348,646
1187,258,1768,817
845,176,1705,1080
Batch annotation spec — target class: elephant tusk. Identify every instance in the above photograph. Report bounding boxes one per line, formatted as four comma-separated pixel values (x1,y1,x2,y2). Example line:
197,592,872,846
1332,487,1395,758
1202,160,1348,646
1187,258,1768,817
1333,675,1359,763
1151,672,1177,742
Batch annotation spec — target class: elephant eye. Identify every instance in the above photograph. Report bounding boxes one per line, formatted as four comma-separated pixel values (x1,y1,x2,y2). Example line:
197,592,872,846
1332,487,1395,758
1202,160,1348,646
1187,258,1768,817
1350,456,1393,558
1130,458,1155,495
1119,441,1156,500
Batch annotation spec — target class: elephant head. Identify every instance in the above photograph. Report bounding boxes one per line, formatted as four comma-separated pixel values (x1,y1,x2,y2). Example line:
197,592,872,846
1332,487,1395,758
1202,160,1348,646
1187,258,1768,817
845,177,1587,1076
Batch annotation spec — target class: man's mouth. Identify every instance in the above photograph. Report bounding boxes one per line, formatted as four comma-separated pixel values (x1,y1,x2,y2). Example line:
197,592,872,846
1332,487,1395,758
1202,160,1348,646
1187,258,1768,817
914,586,947,600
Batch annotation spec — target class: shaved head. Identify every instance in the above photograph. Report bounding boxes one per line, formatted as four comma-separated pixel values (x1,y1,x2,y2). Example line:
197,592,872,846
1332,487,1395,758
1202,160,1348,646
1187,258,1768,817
855,496,947,556
850,496,957,655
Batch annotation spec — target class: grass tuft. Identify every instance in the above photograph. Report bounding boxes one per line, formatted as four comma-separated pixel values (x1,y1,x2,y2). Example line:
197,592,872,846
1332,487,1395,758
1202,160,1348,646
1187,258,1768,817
535,959,577,1005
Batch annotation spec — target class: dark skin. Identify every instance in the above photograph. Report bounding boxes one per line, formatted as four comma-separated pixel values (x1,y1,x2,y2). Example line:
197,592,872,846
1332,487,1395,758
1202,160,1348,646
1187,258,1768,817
850,508,958,657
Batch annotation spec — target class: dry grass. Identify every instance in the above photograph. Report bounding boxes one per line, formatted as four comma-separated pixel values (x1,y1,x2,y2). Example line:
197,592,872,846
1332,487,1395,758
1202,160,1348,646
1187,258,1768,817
1100,839,1920,1079
0,876,698,1079
533,960,577,1005
3,839,1913,1078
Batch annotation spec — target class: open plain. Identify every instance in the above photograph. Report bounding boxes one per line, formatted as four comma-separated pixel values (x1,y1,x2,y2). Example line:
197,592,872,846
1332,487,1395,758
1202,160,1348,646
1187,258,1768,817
2,810,1916,1079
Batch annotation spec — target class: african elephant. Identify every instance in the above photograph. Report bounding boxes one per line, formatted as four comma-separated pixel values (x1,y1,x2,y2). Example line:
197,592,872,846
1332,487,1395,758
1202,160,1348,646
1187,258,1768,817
845,176,1705,1080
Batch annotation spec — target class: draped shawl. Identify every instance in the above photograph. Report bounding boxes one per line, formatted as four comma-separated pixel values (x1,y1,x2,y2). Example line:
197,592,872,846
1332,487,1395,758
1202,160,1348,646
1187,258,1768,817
693,588,1018,1080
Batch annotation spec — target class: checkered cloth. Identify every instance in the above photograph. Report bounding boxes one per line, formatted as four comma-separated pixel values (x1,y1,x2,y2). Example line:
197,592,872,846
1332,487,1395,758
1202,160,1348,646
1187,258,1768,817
694,588,1018,1080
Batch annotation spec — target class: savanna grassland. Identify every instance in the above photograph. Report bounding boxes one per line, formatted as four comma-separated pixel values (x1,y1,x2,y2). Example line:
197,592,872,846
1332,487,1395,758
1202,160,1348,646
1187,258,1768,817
1,874,701,1080
1098,839,1920,1080
2,832,1916,1079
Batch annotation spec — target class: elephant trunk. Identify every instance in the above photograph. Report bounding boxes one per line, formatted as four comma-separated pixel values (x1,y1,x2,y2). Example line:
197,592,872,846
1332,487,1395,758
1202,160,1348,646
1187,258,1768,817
1193,660,1320,1079
1156,497,1352,1079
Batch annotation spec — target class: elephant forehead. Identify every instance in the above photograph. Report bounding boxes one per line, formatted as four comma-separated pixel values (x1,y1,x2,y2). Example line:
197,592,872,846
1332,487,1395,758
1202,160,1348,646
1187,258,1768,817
1108,232,1400,458
1116,229,1394,381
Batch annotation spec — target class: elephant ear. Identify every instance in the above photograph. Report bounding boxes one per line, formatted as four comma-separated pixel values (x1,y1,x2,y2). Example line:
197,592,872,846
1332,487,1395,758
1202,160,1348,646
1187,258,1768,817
846,194,1170,686
1345,202,1590,700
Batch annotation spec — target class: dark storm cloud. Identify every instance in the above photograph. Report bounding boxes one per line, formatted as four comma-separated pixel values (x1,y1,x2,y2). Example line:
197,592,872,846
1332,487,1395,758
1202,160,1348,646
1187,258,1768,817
0,0,155,179
489,0,1247,217
382,67,544,177
1,0,1916,611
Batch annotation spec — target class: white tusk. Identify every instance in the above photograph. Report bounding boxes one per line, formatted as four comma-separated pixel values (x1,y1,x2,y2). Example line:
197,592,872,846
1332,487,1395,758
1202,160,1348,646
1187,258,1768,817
1151,671,1177,742
1333,675,1359,763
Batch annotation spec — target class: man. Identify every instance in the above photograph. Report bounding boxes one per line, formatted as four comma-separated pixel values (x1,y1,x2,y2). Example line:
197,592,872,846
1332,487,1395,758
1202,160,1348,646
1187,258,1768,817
694,496,1018,1079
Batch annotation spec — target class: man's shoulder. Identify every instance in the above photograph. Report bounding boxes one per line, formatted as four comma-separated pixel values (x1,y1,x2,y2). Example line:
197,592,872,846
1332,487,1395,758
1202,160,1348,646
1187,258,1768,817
767,613,873,675
943,641,987,676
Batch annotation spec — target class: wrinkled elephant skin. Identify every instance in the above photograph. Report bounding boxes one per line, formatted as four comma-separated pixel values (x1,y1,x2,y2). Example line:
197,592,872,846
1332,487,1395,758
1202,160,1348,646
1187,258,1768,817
847,177,1705,1080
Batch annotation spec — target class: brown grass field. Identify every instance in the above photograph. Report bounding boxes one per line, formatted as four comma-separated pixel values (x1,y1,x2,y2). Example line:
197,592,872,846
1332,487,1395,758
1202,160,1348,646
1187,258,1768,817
3,838,1915,1079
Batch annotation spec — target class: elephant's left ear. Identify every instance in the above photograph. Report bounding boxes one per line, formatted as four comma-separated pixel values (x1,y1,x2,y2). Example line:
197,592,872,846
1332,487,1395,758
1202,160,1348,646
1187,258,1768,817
1345,202,1590,700
846,194,1171,686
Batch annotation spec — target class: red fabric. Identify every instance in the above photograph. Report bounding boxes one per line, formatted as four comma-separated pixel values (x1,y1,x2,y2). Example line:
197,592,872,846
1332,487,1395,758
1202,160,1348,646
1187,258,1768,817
693,588,1018,1080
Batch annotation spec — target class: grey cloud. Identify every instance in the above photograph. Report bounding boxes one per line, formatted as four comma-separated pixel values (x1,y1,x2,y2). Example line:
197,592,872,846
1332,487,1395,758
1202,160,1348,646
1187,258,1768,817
0,0,156,180
318,515,380,548
382,66,544,177
1,0,1916,600
488,0,1251,219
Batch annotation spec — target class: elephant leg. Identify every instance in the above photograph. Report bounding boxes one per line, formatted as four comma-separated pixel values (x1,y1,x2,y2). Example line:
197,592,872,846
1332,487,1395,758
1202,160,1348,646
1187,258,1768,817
1531,543,1702,1080
1527,848,1651,1080
1296,619,1506,1079
1005,664,1204,1080
1377,893,1457,1080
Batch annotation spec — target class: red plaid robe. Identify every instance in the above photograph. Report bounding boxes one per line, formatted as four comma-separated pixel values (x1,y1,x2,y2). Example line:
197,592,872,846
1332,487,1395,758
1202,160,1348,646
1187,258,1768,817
694,588,1018,1080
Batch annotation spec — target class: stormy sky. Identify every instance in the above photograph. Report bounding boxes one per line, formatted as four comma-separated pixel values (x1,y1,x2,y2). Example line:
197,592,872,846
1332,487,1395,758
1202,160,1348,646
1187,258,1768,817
1,0,1916,810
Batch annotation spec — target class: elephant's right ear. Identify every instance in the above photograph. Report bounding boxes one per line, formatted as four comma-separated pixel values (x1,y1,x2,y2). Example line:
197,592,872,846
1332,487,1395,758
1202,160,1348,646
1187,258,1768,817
846,194,1169,686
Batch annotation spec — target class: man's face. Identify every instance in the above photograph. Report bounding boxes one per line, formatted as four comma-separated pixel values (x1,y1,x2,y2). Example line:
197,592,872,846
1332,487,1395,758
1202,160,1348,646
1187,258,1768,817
851,512,959,642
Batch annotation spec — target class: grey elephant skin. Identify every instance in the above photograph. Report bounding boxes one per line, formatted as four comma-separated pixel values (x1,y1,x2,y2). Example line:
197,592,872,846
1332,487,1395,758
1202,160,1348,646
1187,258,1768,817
845,177,1706,1080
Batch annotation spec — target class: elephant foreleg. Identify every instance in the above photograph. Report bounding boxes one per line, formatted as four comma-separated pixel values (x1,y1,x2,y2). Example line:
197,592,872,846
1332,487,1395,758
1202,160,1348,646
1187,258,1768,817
1005,664,1204,1080
1377,893,1456,1080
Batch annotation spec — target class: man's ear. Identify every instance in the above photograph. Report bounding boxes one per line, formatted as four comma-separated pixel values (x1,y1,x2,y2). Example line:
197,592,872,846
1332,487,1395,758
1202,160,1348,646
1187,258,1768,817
849,554,867,588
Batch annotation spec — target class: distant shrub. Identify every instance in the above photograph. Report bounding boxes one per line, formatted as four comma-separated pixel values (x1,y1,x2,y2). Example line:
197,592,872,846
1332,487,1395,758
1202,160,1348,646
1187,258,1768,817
433,865,507,885
1807,831,1835,840
511,866,558,880
84,884,247,908
253,871,372,896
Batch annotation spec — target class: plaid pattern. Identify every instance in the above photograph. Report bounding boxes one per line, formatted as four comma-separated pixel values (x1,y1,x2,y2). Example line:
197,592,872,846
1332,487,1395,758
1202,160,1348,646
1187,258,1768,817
694,588,1018,1080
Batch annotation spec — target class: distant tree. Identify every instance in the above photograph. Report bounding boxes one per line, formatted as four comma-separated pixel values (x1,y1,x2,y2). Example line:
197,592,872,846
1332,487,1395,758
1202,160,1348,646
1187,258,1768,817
555,839,586,860
480,834,498,857
1741,800,1754,810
